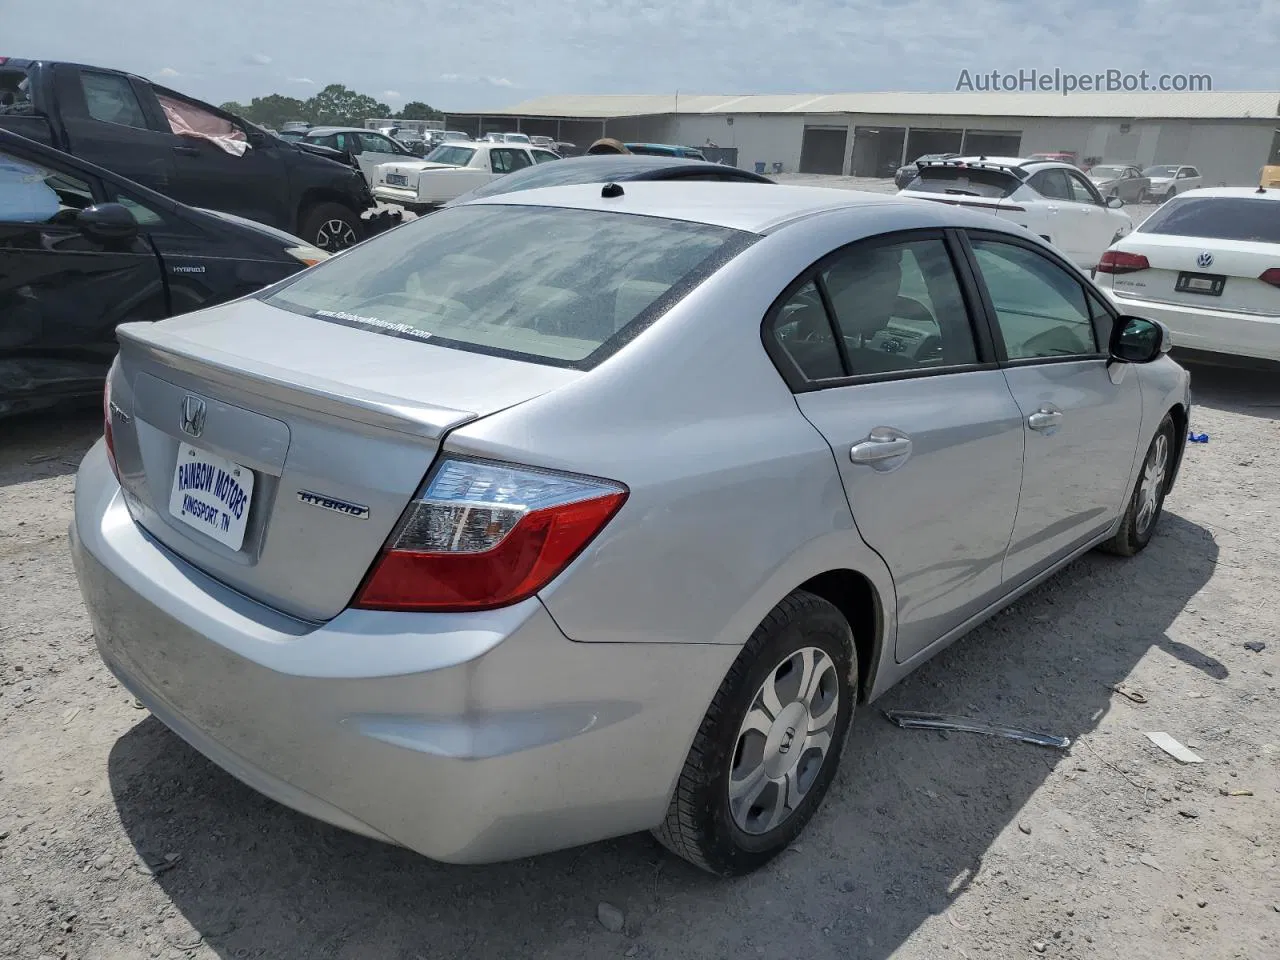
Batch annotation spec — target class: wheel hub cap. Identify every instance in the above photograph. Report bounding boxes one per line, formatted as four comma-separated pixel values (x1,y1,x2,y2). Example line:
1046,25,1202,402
1136,432,1169,534
728,647,840,836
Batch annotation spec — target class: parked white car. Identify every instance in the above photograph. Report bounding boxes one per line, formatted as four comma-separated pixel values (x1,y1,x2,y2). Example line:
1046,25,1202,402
300,127,418,188
373,141,561,213
1142,165,1202,203
899,157,1134,270
1096,187,1280,363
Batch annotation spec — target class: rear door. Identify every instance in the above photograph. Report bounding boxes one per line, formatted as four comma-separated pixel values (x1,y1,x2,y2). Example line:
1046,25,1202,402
355,131,410,184
54,67,177,193
768,230,1025,663
0,144,165,412
961,232,1143,584
490,147,534,177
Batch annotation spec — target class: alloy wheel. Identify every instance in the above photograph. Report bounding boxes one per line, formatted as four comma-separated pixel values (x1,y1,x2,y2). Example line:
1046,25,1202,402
728,647,840,835
1136,432,1169,534
316,219,358,251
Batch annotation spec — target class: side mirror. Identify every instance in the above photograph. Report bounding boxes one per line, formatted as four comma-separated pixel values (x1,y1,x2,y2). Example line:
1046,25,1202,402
1109,315,1169,364
77,203,139,245
1106,196,1125,209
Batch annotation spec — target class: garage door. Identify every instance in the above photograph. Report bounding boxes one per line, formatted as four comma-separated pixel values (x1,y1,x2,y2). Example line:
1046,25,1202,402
961,131,1023,157
799,127,848,175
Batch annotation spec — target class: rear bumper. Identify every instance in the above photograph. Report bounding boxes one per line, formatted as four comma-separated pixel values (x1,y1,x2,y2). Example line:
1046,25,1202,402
71,441,735,863
1103,290,1280,362
372,185,420,207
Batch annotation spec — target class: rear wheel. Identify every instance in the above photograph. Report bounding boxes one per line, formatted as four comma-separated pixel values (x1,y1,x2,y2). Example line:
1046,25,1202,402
299,203,361,252
653,590,856,876
1100,414,1175,557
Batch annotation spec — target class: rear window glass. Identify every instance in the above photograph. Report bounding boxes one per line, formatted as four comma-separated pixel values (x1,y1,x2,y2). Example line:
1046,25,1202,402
262,205,755,368
903,167,1020,199
1139,196,1280,243
426,145,475,165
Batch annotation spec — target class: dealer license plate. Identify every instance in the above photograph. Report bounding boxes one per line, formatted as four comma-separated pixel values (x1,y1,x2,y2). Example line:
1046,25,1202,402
168,442,255,551
386,173,409,186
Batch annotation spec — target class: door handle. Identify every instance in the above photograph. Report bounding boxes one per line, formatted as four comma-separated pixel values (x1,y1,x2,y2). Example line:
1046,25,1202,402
172,145,201,157
1027,408,1064,431
850,429,913,464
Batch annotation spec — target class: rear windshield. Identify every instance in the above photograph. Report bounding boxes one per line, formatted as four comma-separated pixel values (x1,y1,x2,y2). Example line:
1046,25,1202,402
426,145,475,165
1143,165,1178,177
903,167,1020,199
1139,196,1280,243
262,205,755,368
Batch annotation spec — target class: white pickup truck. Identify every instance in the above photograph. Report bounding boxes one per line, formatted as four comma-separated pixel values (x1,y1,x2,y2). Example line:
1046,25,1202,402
373,141,561,213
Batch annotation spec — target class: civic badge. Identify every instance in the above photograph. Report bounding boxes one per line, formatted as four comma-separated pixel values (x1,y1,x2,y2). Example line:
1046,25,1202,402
1196,251,1214,268
180,395,207,438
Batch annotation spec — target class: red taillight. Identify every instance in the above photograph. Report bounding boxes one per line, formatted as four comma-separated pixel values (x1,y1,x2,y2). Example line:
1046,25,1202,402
354,458,628,612
1259,268,1280,287
1097,250,1150,274
103,373,120,481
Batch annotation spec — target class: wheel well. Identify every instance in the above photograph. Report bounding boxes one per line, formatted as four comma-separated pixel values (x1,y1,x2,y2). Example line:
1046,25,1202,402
797,570,882,702
295,190,359,233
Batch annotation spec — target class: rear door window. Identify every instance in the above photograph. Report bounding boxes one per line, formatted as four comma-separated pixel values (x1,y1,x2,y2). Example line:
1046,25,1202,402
1139,196,1280,243
80,71,150,129
1028,169,1072,200
490,148,532,174
262,205,756,368
531,149,560,164
903,167,1020,199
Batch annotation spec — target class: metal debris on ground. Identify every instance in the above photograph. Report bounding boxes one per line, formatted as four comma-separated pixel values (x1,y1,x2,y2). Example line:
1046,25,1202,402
1219,788,1254,797
1144,732,1204,764
882,710,1071,749
1243,641,1266,653
1111,683,1148,704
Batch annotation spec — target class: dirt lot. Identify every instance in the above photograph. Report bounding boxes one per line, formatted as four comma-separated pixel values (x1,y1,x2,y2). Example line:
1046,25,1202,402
2,178,1278,960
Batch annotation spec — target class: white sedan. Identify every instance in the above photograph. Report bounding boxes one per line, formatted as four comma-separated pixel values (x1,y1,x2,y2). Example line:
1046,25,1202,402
373,141,561,213
1096,187,1280,362
1142,164,1203,203
899,157,1133,271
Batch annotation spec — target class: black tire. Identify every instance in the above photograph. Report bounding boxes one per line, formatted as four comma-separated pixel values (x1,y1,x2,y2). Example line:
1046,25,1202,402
1100,414,1176,557
299,203,361,252
653,590,857,876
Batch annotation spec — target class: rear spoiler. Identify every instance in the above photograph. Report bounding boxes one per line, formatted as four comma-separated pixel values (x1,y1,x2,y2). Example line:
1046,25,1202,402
915,159,1029,180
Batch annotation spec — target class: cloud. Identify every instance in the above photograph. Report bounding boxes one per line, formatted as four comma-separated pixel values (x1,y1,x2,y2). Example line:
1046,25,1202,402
437,73,516,88
246,53,272,66
156,67,181,78
288,77,315,85
438,73,464,83
485,76,514,88
381,89,403,100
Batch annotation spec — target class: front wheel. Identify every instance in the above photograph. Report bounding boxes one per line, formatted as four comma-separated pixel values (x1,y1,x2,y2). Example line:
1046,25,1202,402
299,203,361,252
1100,414,1175,557
653,590,856,876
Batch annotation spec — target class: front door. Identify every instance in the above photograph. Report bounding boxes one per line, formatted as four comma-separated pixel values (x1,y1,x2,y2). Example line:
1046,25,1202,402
1064,169,1118,268
963,232,1144,584
768,231,1026,663
355,132,411,184
0,147,165,413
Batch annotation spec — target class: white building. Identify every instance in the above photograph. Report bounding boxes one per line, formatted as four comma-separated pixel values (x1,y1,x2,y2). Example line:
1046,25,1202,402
442,90,1280,186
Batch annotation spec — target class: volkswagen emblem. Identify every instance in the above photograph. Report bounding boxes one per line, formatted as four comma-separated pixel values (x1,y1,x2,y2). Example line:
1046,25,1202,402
1196,251,1214,268
180,395,207,438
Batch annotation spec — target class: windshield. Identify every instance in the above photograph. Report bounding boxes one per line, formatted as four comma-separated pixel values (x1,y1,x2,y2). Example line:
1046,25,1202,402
903,167,1020,198
1144,165,1178,177
262,205,756,368
1139,196,1280,243
425,145,476,165
1089,166,1126,178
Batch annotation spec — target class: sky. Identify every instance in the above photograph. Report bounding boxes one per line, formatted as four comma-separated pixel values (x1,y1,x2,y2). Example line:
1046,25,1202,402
4,0,1278,112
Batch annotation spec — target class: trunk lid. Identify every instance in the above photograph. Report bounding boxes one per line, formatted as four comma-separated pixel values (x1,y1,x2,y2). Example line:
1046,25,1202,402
1106,232,1280,316
108,298,579,621
898,166,1026,219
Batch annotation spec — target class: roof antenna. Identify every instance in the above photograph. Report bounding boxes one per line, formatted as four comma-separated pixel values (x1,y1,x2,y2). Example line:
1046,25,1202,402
601,182,625,198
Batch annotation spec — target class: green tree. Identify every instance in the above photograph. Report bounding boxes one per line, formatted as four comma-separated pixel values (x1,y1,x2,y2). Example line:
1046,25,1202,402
219,101,248,116
243,93,309,130
397,100,442,121
303,84,390,126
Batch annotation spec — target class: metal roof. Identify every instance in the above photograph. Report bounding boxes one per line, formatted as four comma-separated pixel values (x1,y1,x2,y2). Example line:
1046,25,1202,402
470,91,1280,121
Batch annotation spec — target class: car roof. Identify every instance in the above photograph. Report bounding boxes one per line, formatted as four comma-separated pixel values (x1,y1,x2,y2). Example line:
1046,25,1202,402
1164,186,1278,201
468,180,996,234
305,126,376,137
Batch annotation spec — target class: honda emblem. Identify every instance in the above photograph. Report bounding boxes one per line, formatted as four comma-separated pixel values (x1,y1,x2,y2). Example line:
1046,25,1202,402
180,395,207,438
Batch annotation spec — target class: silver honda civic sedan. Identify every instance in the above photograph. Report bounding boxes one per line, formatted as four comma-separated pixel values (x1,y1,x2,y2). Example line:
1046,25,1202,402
71,181,1190,876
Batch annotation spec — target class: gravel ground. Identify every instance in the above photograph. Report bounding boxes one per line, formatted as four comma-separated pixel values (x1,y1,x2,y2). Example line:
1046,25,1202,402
1,227,1278,958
